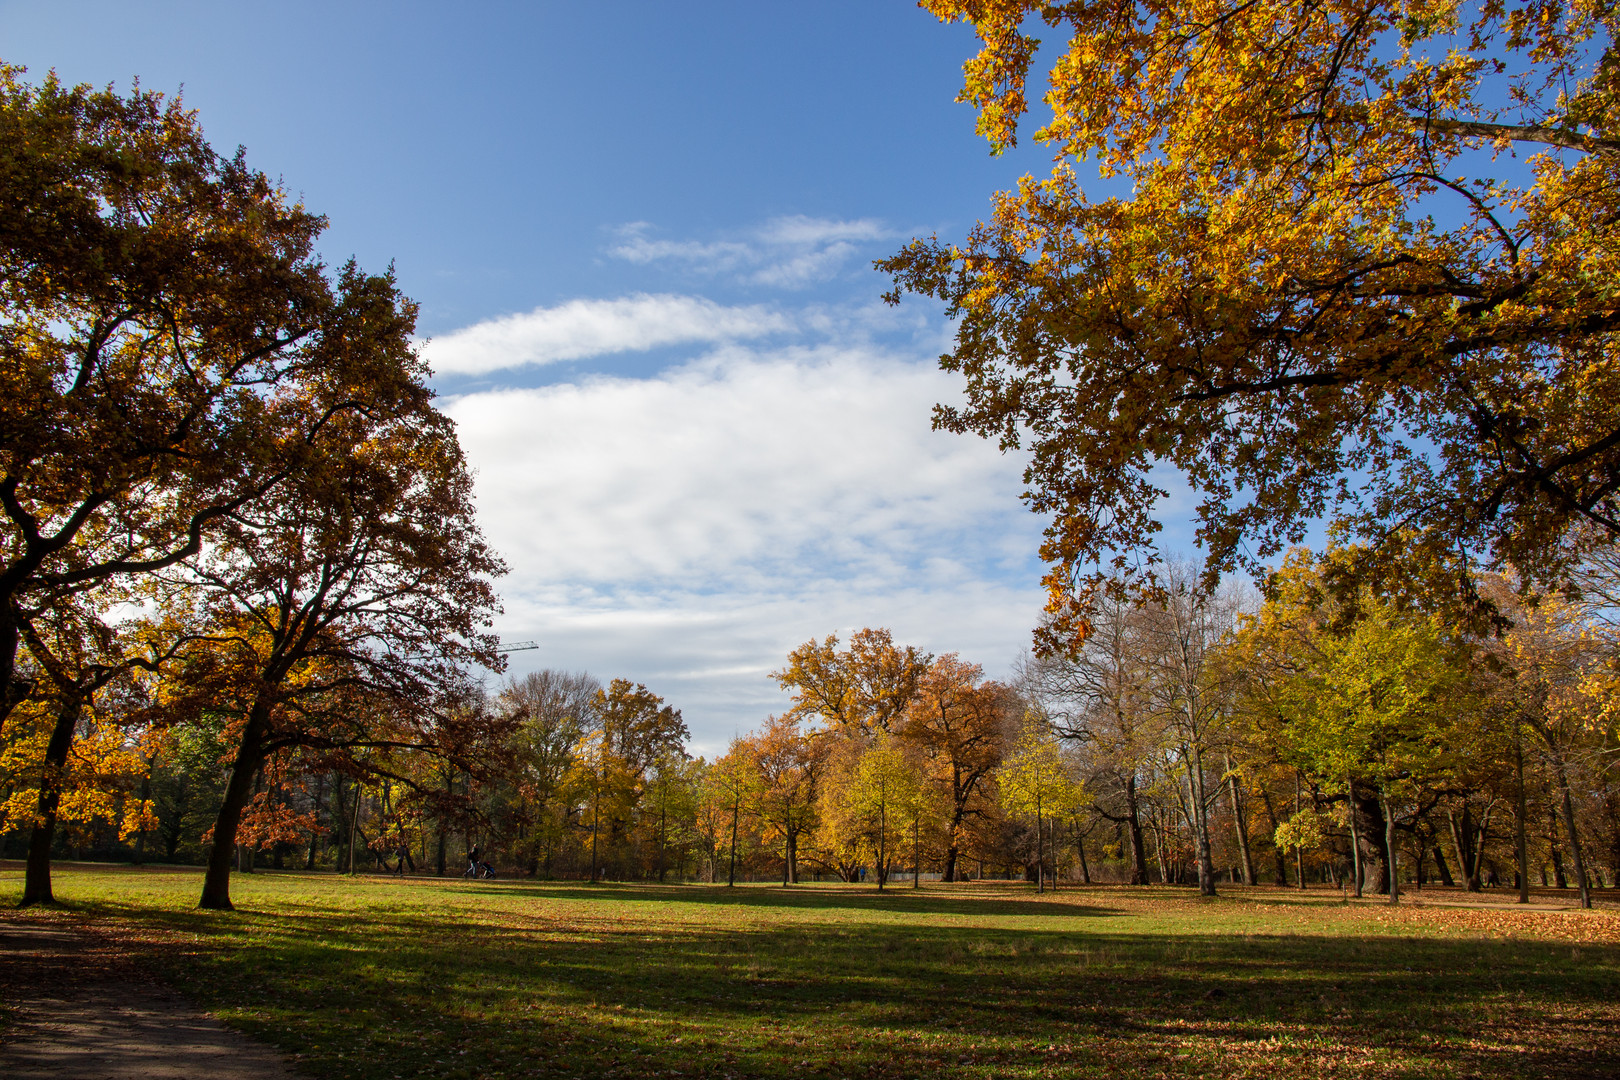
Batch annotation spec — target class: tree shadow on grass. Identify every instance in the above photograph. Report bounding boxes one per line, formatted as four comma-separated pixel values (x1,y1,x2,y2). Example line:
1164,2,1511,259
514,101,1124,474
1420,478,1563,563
449,880,1123,920
69,889,1620,1080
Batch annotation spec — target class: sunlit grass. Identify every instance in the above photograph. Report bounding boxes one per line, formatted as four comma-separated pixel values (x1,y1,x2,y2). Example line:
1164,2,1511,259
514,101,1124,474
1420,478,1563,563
3,864,1618,1079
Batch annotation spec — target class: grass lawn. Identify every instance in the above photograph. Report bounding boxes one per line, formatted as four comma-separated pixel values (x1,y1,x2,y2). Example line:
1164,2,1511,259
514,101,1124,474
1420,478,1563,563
2,864,1617,1079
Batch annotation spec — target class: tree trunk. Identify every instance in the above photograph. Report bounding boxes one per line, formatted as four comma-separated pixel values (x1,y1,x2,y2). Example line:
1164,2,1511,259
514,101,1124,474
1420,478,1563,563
876,799,887,892
1294,774,1305,890
1555,758,1593,909
1189,745,1217,897
1035,809,1045,894
1123,774,1150,885
345,781,359,876
1076,826,1091,884
660,802,669,884
199,711,267,910
1226,756,1255,886
1548,804,1569,889
1381,786,1400,906
592,788,603,884
726,796,738,887
1432,845,1455,886
1257,783,1289,886
132,769,152,867
306,773,322,870
1152,810,1170,885
913,817,920,889
1448,804,1482,891
1515,734,1530,904
0,618,28,737
21,697,83,906
1347,777,1363,898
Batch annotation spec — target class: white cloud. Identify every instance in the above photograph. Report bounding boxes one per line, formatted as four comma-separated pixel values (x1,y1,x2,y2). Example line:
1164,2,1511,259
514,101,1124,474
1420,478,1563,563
444,343,1047,746
418,294,790,376
608,216,895,289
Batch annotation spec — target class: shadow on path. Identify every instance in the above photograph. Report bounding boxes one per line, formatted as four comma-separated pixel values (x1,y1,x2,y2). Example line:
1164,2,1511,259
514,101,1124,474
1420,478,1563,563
0,922,300,1080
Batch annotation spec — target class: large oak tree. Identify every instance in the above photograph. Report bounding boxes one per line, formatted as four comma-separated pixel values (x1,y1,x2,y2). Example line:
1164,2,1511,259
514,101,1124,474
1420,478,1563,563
885,1,1620,640
0,67,425,728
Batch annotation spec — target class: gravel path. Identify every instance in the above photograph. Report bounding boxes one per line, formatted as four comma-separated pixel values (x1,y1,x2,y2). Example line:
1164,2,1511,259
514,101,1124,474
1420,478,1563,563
0,921,300,1080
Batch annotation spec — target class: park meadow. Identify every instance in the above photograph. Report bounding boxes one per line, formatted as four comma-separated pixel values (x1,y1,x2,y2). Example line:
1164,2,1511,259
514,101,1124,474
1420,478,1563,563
3,862,1617,1080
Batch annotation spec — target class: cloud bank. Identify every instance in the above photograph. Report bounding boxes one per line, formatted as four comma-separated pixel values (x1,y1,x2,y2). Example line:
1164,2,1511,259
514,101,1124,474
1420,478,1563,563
444,344,1046,747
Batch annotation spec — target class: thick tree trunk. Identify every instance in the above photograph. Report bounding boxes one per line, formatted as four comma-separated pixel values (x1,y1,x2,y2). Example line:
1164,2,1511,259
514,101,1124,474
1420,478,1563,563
1076,829,1091,884
21,698,83,907
199,712,267,910
1432,845,1455,886
1449,805,1482,891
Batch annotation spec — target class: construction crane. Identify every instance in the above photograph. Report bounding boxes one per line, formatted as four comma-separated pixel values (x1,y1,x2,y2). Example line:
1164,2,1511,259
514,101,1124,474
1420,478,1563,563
400,640,538,661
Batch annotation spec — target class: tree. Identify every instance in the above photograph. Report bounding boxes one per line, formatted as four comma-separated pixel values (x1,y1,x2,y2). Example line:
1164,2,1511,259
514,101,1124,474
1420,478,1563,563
884,3,1620,639
741,714,822,885
500,670,598,875
1230,552,1472,903
592,679,688,780
13,603,180,904
830,735,924,891
1140,567,1241,898
899,655,1011,881
565,726,636,884
169,395,505,910
644,752,702,882
1484,579,1615,908
1024,590,1161,884
776,629,930,736
999,719,1087,892
704,743,762,887
0,67,411,729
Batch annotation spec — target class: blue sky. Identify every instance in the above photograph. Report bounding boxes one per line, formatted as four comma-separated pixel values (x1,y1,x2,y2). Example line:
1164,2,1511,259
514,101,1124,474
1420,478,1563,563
2,2,1183,750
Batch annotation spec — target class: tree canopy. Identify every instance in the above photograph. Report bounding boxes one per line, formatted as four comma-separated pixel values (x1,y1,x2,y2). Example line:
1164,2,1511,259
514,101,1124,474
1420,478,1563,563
885,0,1620,642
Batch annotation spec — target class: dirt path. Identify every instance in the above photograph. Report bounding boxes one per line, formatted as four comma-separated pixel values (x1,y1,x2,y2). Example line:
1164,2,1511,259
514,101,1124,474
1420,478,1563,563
0,921,300,1080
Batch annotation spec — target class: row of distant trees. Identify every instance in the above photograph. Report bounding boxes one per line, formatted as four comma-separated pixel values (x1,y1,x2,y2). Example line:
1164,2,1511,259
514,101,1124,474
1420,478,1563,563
8,564,1619,904
34,535,1609,909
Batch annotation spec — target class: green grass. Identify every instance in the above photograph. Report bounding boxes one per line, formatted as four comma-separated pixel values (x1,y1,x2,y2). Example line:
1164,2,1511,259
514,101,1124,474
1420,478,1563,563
3,864,1618,1079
